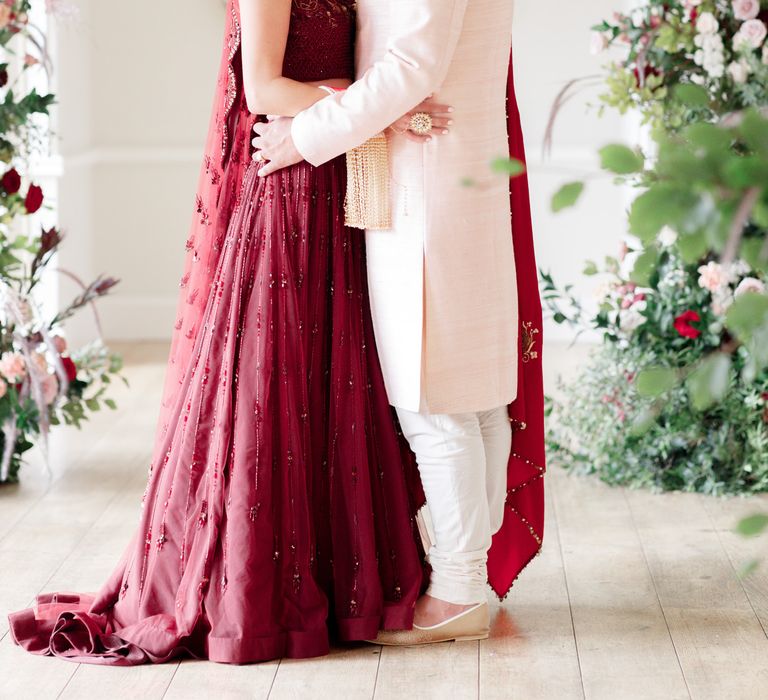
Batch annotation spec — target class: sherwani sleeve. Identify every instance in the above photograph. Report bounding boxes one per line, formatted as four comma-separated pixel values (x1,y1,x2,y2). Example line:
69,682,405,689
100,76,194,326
291,0,470,167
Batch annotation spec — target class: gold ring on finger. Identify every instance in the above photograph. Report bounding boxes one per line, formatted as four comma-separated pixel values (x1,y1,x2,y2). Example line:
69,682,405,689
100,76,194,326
408,112,433,136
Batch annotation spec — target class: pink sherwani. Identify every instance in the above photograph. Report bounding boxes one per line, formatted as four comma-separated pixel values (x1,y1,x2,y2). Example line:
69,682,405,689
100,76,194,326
292,0,518,415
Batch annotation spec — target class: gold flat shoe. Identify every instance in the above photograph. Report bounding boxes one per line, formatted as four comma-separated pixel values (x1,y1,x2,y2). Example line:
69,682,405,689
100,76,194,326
369,602,490,647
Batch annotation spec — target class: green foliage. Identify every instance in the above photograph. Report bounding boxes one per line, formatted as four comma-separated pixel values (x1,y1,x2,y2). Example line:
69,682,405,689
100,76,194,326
548,343,768,495
552,182,585,212
0,3,123,484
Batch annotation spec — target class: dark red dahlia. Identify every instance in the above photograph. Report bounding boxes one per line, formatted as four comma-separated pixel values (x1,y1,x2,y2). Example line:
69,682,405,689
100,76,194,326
24,184,44,213
1,168,21,194
674,310,702,340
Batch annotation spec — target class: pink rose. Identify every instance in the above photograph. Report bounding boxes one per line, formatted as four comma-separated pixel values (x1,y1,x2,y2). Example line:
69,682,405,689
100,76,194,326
735,277,766,297
0,352,26,383
41,374,59,405
698,261,728,292
734,19,768,49
0,6,11,29
0,379,7,399
732,0,761,21
52,334,67,354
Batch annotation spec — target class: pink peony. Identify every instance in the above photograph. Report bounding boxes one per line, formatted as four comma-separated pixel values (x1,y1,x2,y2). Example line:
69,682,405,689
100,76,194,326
735,277,766,297
735,19,768,49
0,352,26,383
698,261,728,292
732,0,761,21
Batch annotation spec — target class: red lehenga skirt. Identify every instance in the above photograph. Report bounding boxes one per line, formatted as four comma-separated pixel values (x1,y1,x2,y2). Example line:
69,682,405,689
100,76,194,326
9,158,427,664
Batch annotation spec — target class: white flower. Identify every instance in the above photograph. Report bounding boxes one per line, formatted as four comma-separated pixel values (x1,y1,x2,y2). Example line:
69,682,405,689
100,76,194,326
728,57,752,83
631,9,646,28
730,259,752,280
733,0,761,21
696,12,720,35
712,288,734,316
619,302,647,333
658,226,678,247
590,31,610,55
593,280,614,302
698,261,729,292
734,19,768,49
735,276,767,296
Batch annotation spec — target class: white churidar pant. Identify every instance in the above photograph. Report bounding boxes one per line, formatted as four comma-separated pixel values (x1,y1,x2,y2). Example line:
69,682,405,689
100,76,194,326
395,406,511,605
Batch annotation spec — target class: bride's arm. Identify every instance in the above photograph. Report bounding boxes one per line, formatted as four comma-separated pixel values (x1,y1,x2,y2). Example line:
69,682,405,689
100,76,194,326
239,0,349,117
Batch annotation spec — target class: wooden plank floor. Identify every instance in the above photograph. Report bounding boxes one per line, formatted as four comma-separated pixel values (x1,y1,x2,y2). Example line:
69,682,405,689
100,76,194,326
0,342,767,699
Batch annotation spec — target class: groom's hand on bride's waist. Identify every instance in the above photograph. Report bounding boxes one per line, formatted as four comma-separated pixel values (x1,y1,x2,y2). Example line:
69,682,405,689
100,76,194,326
252,118,303,177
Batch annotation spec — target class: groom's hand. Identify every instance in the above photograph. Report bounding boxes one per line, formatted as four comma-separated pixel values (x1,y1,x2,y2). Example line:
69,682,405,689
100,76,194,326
252,118,302,177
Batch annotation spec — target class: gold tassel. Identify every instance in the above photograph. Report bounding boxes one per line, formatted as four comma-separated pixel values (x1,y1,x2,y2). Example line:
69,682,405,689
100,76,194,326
344,132,391,230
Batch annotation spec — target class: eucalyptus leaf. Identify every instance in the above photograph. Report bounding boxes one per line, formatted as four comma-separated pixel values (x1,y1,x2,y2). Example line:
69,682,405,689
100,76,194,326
552,182,585,213
686,353,732,411
636,367,678,397
599,144,645,174
673,83,710,108
736,514,768,538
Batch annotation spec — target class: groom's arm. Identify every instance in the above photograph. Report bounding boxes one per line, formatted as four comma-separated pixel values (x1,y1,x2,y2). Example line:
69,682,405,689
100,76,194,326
291,0,470,167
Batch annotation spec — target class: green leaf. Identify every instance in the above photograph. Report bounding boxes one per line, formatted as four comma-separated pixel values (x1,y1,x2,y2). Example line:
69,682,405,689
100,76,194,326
740,109,768,155
735,514,768,538
741,239,768,274
630,248,657,286
678,231,709,264
629,406,659,436
629,184,698,243
739,559,760,578
490,157,526,177
636,367,678,398
105,398,117,410
552,182,585,212
599,144,644,174
726,292,768,343
583,260,599,276
686,353,732,411
673,83,710,108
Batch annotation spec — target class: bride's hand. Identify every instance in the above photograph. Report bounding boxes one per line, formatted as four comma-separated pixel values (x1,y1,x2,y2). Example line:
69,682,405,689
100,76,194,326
389,97,454,143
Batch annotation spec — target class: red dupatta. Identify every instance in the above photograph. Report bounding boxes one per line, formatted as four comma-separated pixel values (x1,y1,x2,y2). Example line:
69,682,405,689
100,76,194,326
486,50,547,599
156,0,256,436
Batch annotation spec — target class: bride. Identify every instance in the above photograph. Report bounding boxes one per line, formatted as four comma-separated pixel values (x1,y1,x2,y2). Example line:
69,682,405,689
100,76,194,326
8,0,448,664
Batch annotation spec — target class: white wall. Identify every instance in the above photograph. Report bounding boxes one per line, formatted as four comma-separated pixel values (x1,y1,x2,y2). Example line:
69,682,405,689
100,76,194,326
54,0,635,344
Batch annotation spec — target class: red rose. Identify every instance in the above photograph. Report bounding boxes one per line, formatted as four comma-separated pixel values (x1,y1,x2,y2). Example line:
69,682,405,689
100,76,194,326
674,310,702,340
0,69,8,88
1,168,21,194
24,183,44,213
61,356,77,382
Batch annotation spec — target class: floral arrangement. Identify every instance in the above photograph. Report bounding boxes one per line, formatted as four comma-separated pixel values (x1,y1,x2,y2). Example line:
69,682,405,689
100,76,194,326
0,0,122,484
546,0,768,496
591,0,768,130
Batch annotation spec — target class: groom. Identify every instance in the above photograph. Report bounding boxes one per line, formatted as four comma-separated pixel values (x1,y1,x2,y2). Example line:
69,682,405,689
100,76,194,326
253,0,544,645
